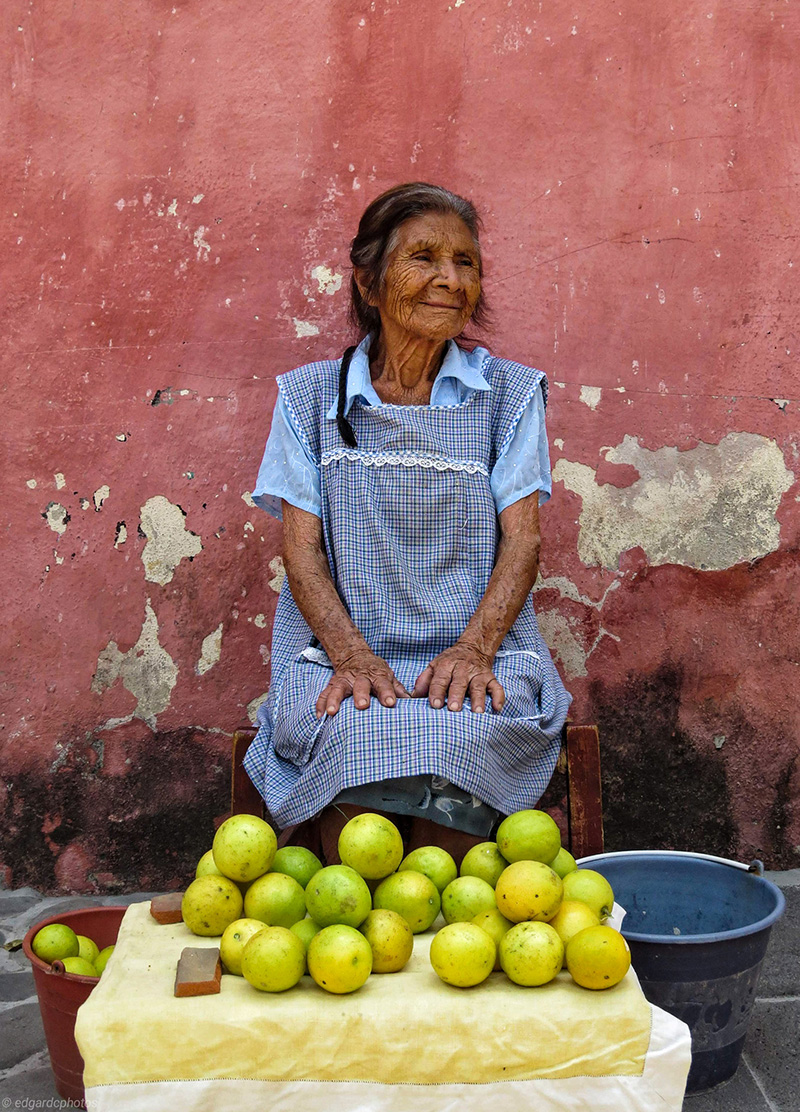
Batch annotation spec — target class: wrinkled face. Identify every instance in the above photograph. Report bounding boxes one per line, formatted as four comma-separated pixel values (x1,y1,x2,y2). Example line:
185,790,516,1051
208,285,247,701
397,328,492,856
371,212,482,343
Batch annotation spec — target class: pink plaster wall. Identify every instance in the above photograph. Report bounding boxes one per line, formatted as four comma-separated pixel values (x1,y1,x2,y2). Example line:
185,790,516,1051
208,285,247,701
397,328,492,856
3,0,798,891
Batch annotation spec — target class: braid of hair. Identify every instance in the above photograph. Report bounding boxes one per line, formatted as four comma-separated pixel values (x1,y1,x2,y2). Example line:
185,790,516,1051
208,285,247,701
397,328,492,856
336,346,358,448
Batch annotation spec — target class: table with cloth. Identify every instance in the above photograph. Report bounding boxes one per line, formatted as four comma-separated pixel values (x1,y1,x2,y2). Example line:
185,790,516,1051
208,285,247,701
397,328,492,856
75,902,691,1111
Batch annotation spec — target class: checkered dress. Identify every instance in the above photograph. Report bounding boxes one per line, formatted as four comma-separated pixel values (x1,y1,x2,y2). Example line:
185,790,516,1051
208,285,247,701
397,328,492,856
244,354,572,828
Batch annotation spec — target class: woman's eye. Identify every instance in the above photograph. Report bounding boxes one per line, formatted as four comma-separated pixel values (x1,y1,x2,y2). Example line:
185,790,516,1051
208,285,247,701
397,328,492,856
413,252,432,262
458,258,476,268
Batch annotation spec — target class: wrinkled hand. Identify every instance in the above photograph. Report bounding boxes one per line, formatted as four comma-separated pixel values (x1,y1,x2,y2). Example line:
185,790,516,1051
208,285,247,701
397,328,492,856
316,650,410,717
412,642,505,713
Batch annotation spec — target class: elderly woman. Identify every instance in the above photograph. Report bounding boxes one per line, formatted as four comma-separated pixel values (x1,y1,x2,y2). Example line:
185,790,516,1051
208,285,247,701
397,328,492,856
245,182,571,865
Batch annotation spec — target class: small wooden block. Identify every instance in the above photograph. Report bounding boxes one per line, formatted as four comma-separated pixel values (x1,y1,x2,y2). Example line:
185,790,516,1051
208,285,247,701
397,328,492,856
150,892,184,924
174,947,222,997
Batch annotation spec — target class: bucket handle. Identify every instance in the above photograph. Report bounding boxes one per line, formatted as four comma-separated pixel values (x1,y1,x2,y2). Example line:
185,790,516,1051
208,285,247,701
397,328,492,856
579,849,767,874
50,960,67,976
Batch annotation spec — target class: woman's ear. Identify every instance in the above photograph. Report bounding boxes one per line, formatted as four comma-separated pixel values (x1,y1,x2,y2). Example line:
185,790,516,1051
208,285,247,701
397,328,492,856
353,267,377,307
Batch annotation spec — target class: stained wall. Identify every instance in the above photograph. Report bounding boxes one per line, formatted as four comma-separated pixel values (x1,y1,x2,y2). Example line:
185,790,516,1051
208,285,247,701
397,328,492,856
3,0,798,890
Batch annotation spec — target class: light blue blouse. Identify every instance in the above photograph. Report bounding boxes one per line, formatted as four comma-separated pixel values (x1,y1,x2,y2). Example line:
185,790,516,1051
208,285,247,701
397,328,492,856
253,337,552,519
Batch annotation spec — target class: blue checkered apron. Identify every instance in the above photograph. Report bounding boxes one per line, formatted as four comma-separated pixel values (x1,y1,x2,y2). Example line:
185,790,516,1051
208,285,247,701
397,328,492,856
244,354,572,828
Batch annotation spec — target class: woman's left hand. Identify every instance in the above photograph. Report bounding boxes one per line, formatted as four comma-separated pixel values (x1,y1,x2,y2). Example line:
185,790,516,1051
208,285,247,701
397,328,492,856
412,642,505,713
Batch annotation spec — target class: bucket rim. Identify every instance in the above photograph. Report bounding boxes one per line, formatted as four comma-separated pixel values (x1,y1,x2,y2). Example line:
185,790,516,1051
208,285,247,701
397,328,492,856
22,904,129,977
575,850,786,945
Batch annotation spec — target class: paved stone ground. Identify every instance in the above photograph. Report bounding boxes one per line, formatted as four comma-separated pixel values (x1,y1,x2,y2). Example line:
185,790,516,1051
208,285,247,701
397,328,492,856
2,872,798,1110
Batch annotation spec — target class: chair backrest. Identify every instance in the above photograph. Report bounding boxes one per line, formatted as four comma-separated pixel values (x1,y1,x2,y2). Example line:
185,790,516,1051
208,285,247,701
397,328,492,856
230,723,604,859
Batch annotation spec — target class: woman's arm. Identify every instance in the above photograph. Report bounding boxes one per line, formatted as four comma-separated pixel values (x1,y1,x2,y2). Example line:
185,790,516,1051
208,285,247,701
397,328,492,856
282,501,409,717
412,492,541,713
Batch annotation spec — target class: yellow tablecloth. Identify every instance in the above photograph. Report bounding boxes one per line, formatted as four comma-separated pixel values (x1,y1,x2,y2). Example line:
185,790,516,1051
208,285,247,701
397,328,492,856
76,902,691,1111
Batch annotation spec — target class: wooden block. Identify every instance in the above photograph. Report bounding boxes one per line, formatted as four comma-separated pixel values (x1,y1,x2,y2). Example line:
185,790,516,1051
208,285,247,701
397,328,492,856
150,892,184,924
174,947,222,997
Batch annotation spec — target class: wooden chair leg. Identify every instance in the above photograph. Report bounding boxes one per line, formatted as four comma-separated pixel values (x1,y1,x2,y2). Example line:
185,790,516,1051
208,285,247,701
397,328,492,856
564,724,604,860
230,728,264,818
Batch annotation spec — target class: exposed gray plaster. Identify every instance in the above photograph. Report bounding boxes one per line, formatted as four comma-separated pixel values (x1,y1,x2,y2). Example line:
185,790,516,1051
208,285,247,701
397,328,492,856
140,495,202,585
196,623,223,676
247,691,269,723
91,599,178,728
43,502,69,536
553,432,794,570
268,556,286,593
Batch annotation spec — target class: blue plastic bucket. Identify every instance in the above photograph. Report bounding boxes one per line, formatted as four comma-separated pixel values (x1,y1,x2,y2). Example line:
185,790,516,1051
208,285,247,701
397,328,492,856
578,851,785,1093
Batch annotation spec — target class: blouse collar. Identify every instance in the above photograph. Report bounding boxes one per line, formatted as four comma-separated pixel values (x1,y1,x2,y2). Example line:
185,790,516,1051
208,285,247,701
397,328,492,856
325,335,491,420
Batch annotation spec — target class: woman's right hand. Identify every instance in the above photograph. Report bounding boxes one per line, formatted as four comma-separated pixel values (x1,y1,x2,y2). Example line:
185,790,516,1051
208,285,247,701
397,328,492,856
316,650,410,717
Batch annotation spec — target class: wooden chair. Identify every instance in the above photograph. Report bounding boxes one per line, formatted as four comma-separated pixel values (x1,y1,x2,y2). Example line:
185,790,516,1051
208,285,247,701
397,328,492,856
230,723,604,859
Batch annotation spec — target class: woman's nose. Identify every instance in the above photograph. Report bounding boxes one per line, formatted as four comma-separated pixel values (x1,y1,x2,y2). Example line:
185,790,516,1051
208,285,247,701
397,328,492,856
433,258,460,289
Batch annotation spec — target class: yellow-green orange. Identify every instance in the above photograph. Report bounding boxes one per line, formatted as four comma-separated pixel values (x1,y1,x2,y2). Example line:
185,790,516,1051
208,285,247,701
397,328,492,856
182,875,244,937
95,945,115,974
307,924,373,994
373,870,441,933
290,917,322,952
399,845,458,894
566,925,631,990
244,871,306,928
496,809,561,864
195,849,224,879
472,907,514,970
76,935,100,967
270,846,323,889
360,909,414,972
338,812,404,880
548,900,600,945
212,814,277,883
220,918,266,976
549,847,578,879
459,842,508,888
562,869,615,920
32,923,80,964
430,922,496,988
61,956,98,977
304,865,372,928
500,921,564,986
241,926,305,992
495,860,563,923
441,876,496,924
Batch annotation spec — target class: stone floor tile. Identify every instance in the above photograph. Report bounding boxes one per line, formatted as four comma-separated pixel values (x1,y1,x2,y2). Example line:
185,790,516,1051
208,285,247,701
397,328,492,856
0,1057,62,1103
757,881,800,998
682,1057,771,1111
738,999,800,1111
0,969,35,1002
0,1001,46,1071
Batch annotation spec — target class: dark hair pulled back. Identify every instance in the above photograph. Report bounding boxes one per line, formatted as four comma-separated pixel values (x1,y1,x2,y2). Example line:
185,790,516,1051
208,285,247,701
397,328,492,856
337,182,488,448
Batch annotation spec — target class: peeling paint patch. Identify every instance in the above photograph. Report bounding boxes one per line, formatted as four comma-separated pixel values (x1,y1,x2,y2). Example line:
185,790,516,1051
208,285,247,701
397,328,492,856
579,385,602,410
268,556,286,593
91,599,178,727
254,613,267,628
247,691,269,723
293,317,320,338
54,472,65,489
241,491,256,509
553,433,794,570
93,484,110,511
310,264,343,295
536,610,588,679
196,623,223,675
43,502,69,535
114,522,127,549
193,226,210,261
140,495,202,585
26,479,37,489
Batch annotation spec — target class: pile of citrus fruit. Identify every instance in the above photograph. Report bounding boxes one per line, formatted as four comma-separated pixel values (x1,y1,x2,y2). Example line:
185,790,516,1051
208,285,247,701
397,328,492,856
181,808,631,996
29,922,115,980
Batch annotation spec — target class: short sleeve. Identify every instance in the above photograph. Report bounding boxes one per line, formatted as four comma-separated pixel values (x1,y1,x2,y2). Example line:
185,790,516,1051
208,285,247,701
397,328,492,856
490,383,552,513
252,392,321,521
